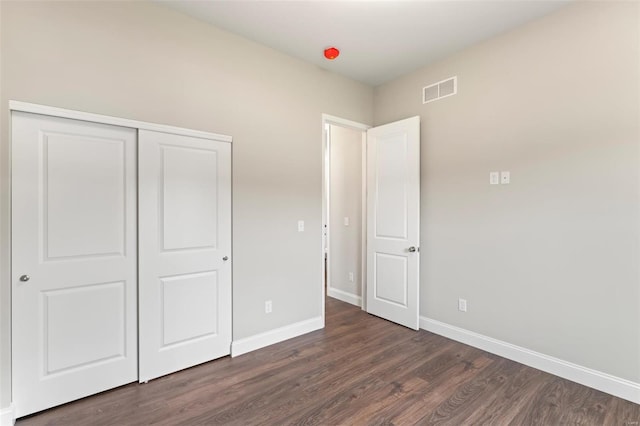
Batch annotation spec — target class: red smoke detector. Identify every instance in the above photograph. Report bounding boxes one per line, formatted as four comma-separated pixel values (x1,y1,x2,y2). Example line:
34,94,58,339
324,47,340,60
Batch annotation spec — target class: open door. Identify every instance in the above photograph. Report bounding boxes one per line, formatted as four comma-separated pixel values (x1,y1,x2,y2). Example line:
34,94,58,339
366,116,420,330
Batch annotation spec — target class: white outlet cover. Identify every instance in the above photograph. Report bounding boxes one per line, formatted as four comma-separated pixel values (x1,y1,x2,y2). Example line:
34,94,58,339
297,220,304,232
501,171,510,184
344,217,349,226
489,172,500,185
458,298,467,312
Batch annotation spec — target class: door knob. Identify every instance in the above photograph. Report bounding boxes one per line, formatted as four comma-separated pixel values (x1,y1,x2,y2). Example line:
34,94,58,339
222,256,229,261
408,246,418,253
19,275,30,282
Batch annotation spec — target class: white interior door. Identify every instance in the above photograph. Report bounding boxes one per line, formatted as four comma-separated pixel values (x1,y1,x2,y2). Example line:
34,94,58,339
11,112,138,417
138,130,232,382
366,116,420,330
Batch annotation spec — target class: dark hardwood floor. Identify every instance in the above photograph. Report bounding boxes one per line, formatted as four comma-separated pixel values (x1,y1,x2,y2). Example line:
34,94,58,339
18,297,640,425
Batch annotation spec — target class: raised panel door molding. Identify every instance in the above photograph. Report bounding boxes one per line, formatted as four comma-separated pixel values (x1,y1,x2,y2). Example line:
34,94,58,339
42,131,127,261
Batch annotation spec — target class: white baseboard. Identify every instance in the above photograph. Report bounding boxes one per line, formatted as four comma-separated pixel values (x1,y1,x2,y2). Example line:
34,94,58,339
420,316,640,404
231,316,324,357
327,287,362,307
0,404,15,426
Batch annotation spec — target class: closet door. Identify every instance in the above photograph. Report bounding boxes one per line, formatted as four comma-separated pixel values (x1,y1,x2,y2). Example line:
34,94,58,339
12,112,138,417
138,130,232,382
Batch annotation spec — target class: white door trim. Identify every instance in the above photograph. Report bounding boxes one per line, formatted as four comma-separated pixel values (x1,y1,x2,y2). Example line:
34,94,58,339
0,403,15,426
321,114,370,314
9,101,232,143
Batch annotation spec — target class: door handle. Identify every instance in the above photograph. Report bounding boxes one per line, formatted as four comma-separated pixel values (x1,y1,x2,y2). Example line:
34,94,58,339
407,246,418,253
222,256,229,261
19,275,30,282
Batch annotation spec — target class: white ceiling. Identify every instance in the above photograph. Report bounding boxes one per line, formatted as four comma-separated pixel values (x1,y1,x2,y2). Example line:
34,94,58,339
161,1,570,86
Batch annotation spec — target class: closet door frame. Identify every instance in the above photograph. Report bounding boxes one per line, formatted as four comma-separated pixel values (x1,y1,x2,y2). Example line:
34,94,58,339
8,101,232,142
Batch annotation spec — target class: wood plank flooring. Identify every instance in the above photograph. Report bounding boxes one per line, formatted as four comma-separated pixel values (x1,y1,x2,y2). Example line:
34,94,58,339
18,297,640,425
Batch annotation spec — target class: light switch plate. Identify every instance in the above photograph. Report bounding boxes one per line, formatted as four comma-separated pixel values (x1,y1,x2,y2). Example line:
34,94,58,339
490,172,500,185
297,220,304,232
344,217,349,226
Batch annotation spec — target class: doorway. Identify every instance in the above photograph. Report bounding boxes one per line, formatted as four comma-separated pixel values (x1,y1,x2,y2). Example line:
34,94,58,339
322,115,369,315
321,114,421,330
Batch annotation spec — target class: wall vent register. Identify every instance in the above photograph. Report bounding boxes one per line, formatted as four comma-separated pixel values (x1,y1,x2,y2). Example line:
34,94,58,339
422,76,457,104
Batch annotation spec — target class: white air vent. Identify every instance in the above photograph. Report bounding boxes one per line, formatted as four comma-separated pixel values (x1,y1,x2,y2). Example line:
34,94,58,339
423,76,457,104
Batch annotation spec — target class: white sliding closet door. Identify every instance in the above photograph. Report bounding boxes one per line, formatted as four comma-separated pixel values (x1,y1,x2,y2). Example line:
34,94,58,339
12,112,138,417
138,130,232,382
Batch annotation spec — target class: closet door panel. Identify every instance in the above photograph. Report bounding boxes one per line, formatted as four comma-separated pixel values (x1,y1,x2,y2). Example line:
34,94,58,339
138,130,232,382
11,112,138,418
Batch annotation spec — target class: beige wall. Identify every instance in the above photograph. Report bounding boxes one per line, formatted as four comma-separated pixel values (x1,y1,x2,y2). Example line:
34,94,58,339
374,1,640,382
328,124,363,300
0,1,373,408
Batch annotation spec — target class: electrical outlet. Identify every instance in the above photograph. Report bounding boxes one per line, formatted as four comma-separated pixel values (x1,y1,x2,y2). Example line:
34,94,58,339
265,300,273,314
348,272,354,282
344,217,350,226
501,171,510,184
297,220,304,232
458,298,467,312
